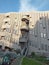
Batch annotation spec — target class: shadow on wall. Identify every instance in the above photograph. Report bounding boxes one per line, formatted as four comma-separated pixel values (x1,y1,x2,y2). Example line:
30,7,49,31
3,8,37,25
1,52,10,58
18,15,49,56
28,16,49,56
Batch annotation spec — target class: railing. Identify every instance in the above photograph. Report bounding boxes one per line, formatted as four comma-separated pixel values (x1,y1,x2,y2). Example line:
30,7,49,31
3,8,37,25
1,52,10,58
21,47,28,56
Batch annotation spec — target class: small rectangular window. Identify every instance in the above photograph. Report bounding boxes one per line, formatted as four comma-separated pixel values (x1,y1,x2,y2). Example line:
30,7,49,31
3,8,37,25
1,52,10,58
43,27,46,29
1,36,5,40
6,16,9,18
43,34,46,38
48,46,49,51
45,44,47,51
40,17,42,20
41,44,44,50
41,33,43,38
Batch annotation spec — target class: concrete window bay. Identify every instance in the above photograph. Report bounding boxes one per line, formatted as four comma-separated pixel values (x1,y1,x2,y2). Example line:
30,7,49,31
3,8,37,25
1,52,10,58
0,11,49,57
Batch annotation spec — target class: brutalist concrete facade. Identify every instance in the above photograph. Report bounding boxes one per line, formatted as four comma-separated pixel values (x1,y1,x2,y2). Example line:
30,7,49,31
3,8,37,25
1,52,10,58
0,11,49,56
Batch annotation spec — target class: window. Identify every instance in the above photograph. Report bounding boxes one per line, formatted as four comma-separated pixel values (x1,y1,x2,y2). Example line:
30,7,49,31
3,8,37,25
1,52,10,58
5,13,10,17
30,42,31,46
15,17,17,19
26,15,29,17
45,44,47,51
41,33,43,38
6,16,9,18
3,28,11,33
40,17,42,20
5,21,8,24
43,34,46,38
38,48,40,50
3,28,6,31
43,27,46,29
47,39,49,40
29,41,32,46
4,21,10,25
32,25,34,27
1,36,5,40
40,23,42,27
29,30,34,35
48,46,49,51
41,44,44,50
41,33,46,38
35,35,37,37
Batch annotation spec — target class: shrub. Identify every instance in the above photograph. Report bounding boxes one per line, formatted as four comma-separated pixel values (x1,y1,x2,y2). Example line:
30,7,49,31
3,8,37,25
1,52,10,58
31,52,35,57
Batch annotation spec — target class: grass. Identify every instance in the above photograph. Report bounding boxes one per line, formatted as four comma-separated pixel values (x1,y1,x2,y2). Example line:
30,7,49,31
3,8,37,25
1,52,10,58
32,55,49,65
22,57,43,65
34,56,46,62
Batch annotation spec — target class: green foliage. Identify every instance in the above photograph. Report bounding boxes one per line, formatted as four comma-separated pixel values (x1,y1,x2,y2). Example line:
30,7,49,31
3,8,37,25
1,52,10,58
22,57,43,65
31,52,35,57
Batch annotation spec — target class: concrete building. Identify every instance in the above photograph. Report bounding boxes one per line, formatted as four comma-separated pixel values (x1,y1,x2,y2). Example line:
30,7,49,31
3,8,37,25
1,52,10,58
0,11,49,56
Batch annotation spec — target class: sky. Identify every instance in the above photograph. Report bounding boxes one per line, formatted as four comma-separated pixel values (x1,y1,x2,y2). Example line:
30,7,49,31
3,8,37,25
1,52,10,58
0,0,49,13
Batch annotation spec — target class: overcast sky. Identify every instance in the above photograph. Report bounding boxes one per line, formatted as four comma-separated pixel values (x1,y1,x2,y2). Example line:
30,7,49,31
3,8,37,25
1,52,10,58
0,0,49,13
